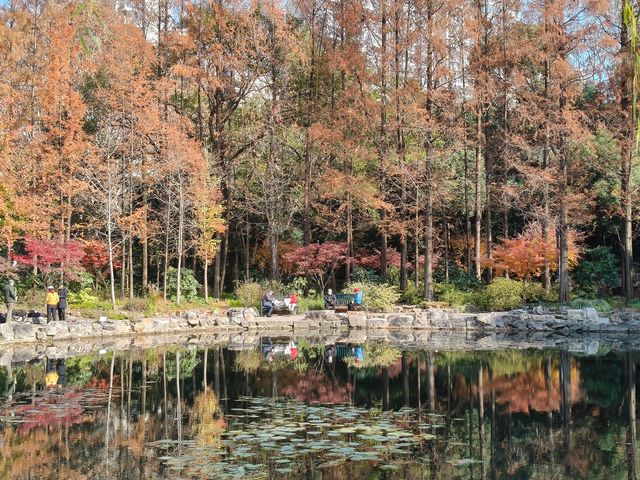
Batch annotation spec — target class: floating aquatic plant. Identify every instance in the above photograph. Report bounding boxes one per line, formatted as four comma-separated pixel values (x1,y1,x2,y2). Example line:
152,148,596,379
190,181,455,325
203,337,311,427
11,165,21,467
148,396,451,479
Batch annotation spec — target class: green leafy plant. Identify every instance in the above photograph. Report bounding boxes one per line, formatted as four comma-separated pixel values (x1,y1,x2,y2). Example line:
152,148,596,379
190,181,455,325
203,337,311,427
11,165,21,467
521,281,557,303
297,295,324,312
475,278,525,311
572,246,620,297
570,297,613,313
344,282,400,311
166,268,201,302
434,283,474,311
350,267,382,284
234,281,263,308
68,288,102,309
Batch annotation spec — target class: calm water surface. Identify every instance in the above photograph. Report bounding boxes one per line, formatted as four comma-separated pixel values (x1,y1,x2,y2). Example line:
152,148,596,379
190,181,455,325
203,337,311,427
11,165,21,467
0,338,637,479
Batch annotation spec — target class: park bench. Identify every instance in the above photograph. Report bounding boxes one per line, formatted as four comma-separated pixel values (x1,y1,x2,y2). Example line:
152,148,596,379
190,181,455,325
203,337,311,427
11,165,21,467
260,297,298,316
334,293,355,312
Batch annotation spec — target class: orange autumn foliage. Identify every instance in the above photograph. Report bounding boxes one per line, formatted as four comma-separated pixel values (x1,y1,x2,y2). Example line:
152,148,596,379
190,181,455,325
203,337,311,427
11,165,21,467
486,222,581,280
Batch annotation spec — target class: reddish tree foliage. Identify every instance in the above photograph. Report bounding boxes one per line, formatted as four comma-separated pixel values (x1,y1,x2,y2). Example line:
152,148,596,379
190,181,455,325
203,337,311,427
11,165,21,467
14,237,85,282
356,248,402,271
487,223,580,280
81,239,121,285
355,248,426,273
281,242,347,292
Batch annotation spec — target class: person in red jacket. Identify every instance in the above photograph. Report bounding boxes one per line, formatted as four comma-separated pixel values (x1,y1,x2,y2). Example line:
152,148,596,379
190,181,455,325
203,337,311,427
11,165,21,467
287,292,298,313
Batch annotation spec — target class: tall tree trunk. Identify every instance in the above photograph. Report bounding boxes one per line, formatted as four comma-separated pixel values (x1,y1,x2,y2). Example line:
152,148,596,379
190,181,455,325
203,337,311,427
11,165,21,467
203,257,209,302
379,0,388,281
415,184,420,288
176,178,185,305
424,144,434,301
128,228,134,300
461,14,472,274
542,1,552,291
163,200,170,302
444,221,450,283
423,0,434,301
485,149,492,283
107,170,117,309
621,11,634,302
269,230,279,281
474,106,483,280
219,229,229,295
121,235,127,299
474,0,484,280
346,190,353,284
303,6,316,247
395,0,408,292
213,241,221,298
142,175,148,293
558,151,569,303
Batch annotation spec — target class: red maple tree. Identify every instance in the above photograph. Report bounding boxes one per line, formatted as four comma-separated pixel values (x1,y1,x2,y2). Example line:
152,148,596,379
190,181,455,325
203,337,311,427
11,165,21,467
281,242,347,292
14,237,85,284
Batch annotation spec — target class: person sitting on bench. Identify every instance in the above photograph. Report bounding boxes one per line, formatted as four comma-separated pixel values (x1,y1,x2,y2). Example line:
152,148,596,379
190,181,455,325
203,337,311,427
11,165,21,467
353,287,363,307
261,290,275,317
285,291,298,313
324,289,337,310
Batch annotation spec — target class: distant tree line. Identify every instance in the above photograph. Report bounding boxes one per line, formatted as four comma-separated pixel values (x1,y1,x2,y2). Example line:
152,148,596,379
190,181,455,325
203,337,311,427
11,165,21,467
0,0,636,303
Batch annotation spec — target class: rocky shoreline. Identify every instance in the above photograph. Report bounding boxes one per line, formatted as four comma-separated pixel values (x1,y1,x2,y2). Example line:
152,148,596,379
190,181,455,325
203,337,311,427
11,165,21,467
1,305,640,346
0,306,639,365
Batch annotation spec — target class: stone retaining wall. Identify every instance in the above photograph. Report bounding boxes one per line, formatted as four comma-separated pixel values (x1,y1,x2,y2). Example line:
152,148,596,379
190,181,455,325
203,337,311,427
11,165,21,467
1,306,640,346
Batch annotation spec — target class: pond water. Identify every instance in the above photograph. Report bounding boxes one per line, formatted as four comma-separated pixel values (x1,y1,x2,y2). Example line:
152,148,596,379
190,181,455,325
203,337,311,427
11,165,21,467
0,338,637,479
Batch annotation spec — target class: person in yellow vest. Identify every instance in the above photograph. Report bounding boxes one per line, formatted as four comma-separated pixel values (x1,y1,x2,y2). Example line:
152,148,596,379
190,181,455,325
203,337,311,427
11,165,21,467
45,286,59,323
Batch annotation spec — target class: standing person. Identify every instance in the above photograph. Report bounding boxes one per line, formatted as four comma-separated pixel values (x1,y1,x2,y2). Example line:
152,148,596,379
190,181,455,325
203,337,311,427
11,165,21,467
324,289,336,310
3,280,16,324
57,284,68,321
261,290,275,317
45,286,59,323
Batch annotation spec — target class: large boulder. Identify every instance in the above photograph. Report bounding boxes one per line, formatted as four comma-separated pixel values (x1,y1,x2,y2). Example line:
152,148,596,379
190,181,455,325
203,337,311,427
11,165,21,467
366,317,388,329
584,307,599,323
387,314,414,329
428,310,453,329
348,313,367,329
305,310,340,322
46,321,69,337
13,323,35,341
0,324,14,341
413,312,431,329
566,309,585,321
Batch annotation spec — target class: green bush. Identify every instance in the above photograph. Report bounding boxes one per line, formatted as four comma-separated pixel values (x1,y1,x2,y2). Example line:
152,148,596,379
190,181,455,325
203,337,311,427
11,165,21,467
234,281,263,308
572,246,620,297
351,267,382,284
434,283,474,311
344,282,400,311
287,276,308,296
521,281,557,303
434,265,483,290
68,288,103,309
166,267,200,302
401,282,425,305
475,278,525,311
627,298,640,309
122,297,147,312
570,297,613,313
227,298,244,308
260,280,288,297
298,295,324,312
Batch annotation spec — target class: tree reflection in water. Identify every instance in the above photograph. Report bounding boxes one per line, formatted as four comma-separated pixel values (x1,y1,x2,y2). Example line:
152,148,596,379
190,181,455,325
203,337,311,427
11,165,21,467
0,342,636,479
